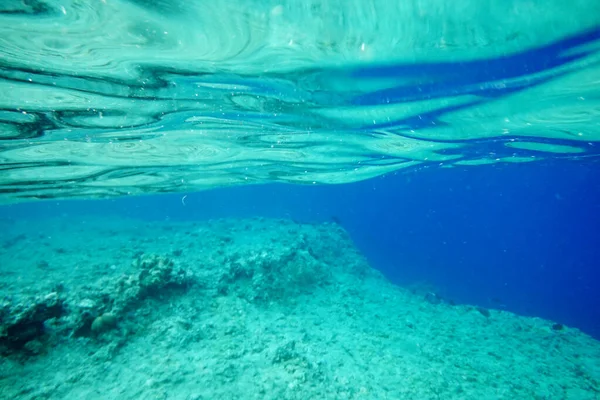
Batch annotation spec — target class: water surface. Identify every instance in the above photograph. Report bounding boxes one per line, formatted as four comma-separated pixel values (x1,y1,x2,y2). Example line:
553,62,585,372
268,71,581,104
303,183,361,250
1,0,599,202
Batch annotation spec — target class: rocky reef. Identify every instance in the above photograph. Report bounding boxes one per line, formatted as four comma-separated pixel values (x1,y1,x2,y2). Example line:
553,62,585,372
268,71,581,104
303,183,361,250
0,292,64,354
0,253,193,356
0,220,363,358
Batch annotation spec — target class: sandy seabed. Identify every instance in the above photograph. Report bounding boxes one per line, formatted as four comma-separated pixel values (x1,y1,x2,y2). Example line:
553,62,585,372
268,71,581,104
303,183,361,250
0,216,599,400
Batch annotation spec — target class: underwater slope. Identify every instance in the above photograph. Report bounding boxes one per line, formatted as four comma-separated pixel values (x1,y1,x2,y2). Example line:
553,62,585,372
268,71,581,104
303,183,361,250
0,217,599,399
1,1,600,203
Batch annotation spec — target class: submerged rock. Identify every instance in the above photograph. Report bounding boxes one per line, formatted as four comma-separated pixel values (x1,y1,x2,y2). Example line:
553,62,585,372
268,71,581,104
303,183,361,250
134,254,191,298
1,253,194,356
91,313,118,334
218,244,331,302
0,292,64,353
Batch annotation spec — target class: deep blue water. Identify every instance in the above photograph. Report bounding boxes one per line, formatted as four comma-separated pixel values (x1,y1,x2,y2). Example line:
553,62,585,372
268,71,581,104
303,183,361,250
4,160,599,338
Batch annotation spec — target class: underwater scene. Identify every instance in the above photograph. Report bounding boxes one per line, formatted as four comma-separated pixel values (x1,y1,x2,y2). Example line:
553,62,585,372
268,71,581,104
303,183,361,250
1,1,600,399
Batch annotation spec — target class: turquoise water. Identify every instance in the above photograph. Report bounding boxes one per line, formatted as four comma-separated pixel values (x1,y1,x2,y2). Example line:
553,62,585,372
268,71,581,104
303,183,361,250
1,2,600,399
1,0,599,202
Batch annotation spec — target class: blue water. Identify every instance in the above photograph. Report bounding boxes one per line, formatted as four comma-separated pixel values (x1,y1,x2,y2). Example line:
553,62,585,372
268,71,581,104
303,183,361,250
1,0,599,344
5,159,599,339
3,3,600,398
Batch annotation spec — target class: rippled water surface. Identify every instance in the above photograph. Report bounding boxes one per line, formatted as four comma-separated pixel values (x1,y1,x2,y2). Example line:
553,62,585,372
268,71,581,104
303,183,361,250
1,1,599,202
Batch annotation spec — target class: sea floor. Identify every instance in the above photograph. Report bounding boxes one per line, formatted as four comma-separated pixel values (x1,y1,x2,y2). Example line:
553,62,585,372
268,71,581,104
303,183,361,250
0,215,599,400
